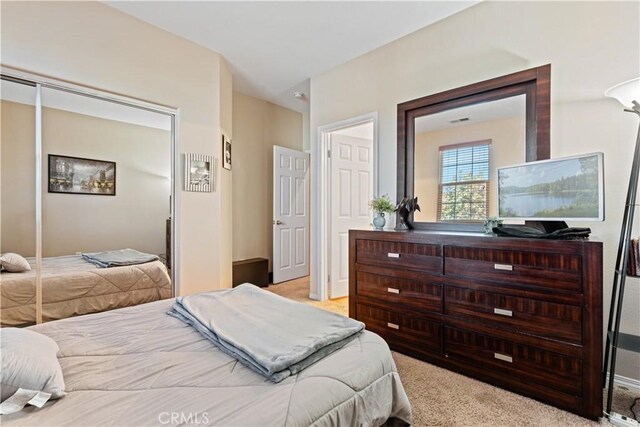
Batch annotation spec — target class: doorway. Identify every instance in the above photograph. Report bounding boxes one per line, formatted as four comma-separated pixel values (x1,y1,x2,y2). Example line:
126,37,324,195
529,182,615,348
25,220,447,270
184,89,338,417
316,113,378,302
272,146,310,284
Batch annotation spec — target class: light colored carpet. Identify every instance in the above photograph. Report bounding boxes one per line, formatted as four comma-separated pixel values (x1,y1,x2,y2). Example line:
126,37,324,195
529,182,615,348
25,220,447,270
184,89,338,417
267,278,640,427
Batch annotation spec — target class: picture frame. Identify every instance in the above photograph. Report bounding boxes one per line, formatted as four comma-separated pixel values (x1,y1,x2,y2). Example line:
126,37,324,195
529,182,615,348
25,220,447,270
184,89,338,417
184,153,214,192
222,134,232,170
48,154,116,196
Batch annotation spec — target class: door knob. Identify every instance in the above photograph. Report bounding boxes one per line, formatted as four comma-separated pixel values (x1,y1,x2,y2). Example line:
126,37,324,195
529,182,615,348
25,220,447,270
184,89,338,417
273,220,283,225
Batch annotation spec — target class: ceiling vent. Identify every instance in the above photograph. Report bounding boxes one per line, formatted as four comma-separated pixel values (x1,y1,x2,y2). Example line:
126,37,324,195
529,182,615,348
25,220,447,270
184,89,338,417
449,117,470,124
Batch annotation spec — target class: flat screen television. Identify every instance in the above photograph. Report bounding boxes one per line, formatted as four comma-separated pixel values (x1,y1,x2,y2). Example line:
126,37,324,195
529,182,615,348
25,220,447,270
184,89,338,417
497,152,604,223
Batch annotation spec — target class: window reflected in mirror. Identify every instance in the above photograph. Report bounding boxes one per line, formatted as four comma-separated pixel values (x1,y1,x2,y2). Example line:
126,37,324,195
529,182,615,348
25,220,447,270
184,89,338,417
438,141,490,221
413,94,526,222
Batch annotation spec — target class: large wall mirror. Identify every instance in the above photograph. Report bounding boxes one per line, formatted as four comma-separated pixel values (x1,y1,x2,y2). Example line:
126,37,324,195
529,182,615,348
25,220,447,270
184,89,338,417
397,65,551,231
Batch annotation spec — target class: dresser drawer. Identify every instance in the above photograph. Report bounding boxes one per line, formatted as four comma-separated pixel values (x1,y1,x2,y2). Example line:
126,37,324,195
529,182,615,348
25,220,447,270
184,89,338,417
444,246,582,292
444,327,582,396
357,303,441,355
356,239,442,273
444,287,582,344
356,271,442,313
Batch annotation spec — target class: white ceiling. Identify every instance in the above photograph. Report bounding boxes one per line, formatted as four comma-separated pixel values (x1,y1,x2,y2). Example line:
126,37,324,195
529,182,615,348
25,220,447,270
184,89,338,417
415,95,526,134
105,1,478,113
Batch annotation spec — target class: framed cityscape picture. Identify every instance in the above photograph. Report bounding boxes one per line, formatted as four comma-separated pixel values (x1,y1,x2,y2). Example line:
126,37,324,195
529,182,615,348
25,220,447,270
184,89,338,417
48,154,116,196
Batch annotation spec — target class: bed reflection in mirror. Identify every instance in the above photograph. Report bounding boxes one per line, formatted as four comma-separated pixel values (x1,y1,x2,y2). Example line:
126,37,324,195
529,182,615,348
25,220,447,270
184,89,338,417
413,95,526,223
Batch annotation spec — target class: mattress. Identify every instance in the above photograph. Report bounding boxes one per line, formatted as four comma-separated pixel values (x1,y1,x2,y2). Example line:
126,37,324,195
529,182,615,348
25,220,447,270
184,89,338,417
0,255,172,326
1,299,412,426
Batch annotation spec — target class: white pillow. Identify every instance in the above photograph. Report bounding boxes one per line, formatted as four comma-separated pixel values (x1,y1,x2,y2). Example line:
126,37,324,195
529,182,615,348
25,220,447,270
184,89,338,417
0,328,66,402
0,253,31,273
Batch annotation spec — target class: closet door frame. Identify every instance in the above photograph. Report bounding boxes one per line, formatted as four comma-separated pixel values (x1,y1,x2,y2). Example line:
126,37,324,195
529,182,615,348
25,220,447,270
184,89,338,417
1,67,181,322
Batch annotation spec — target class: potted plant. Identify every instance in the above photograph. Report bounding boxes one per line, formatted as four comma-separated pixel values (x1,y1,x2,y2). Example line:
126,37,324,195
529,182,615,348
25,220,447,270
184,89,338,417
369,195,395,230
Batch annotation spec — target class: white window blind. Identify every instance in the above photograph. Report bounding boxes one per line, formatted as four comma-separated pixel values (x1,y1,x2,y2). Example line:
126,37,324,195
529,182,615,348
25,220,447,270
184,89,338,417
437,140,491,222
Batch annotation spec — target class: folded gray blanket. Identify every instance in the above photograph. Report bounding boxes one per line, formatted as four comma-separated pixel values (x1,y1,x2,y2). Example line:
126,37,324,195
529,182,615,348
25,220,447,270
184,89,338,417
81,249,159,268
168,284,365,382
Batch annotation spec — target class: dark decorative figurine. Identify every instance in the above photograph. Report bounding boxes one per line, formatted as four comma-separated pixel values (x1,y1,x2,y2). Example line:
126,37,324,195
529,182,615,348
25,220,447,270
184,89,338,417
395,197,421,230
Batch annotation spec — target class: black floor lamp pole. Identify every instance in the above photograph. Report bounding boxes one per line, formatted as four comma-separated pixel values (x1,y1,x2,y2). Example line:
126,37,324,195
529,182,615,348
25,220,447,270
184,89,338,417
603,100,640,415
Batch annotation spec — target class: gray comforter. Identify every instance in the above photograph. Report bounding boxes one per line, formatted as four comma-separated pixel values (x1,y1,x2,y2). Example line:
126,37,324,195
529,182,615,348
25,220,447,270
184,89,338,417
1,298,412,426
169,284,365,382
81,249,158,268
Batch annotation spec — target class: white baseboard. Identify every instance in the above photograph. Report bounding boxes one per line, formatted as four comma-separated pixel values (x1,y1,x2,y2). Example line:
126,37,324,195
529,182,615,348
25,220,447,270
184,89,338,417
309,292,320,301
607,373,640,391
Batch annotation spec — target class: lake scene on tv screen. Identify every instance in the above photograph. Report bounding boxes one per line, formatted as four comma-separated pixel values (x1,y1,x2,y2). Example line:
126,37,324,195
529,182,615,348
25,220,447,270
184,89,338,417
499,154,600,219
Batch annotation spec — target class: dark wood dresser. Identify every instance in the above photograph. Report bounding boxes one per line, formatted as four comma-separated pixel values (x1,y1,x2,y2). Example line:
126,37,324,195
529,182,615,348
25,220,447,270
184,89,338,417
349,229,603,419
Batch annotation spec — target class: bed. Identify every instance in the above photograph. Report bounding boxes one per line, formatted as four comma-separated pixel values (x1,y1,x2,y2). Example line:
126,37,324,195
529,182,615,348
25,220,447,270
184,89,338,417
0,255,172,327
1,298,411,426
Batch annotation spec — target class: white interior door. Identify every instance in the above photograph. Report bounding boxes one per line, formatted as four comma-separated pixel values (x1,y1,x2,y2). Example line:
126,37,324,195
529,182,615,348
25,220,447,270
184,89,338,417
330,133,374,298
273,146,310,284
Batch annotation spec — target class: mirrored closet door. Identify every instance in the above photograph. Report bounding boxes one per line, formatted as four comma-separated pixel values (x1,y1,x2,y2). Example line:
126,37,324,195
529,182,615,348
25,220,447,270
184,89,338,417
39,86,174,324
1,70,178,327
0,78,38,327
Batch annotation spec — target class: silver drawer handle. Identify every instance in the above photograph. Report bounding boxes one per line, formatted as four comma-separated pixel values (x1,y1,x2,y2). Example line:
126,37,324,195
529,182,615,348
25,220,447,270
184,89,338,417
387,287,400,294
494,353,513,363
494,263,513,271
493,308,513,317
387,322,400,330
387,252,401,258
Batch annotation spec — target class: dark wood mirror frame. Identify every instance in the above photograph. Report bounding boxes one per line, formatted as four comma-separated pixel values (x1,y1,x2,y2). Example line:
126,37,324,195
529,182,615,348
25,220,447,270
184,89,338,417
397,64,551,231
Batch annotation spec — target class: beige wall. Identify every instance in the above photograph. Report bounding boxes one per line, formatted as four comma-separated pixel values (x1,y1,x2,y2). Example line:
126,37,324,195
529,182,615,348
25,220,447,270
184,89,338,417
414,116,525,221
219,59,234,289
1,1,233,295
310,1,639,378
1,101,171,257
232,92,303,270
303,111,311,152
